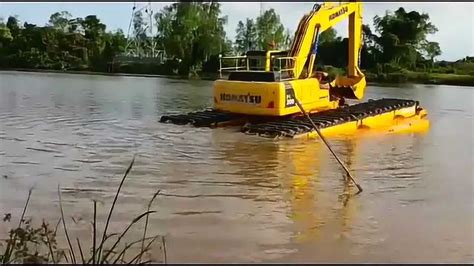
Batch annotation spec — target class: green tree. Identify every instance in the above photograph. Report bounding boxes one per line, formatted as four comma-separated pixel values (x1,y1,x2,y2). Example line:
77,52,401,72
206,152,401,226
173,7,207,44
81,15,106,40
110,29,127,54
48,11,72,32
255,9,286,50
318,27,337,45
155,2,229,75
373,7,439,69
6,16,20,38
0,18,13,45
80,15,107,69
424,41,441,66
0,18,13,66
102,29,127,64
0,12,127,71
68,17,84,34
314,28,347,68
360,24,381,70
282,28,293,50
234,18,257,54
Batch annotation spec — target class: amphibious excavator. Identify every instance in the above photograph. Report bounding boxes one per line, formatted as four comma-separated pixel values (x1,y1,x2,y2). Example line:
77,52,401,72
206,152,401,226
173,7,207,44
160,1,429,139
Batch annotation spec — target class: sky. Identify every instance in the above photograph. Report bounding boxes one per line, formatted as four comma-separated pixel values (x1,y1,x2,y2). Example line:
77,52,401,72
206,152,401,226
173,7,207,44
0,2,473,61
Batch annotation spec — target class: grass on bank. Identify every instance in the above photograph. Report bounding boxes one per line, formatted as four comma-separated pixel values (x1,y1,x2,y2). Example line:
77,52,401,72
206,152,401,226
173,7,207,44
0,156,166,264
2,65,473,87
365,71,474,86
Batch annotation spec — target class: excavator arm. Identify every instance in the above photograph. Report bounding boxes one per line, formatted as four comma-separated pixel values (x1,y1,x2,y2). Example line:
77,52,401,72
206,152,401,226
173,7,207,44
287,1,365,100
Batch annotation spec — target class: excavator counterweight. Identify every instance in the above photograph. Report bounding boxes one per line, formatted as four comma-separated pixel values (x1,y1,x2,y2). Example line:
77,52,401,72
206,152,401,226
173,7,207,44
159,1,429,138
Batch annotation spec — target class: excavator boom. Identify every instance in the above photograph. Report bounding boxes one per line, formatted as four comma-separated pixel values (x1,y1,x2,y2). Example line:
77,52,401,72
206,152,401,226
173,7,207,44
285,1,365,100
289,2,364,79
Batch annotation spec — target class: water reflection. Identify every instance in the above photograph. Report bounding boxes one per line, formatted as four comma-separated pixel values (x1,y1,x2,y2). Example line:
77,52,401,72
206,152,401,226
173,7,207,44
86,89,100,116
278,138,359,243
220,135,362,244
284,140,324,242
336,138,358,236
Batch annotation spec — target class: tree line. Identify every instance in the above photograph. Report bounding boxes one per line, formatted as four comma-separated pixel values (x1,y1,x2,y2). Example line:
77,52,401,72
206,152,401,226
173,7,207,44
0,11,126,72
0,2,469,78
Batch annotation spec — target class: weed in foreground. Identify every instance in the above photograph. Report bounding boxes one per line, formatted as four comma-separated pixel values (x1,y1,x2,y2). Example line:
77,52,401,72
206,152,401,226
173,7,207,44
0,156,165,264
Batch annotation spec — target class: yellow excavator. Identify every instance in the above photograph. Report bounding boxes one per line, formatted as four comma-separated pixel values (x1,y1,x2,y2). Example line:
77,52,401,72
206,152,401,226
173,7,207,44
160,1,429,139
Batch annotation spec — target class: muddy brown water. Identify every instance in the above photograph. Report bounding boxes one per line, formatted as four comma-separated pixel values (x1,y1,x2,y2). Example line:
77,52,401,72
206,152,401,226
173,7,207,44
0,71,472,263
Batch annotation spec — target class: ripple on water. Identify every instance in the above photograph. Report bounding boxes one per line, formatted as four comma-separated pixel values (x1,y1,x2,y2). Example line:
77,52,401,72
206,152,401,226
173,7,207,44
74,159,103,164
166,179,281,190
11,161,40,165
0,136,26,142
60,187,106,199
101,148,137,155
173,210,222,216
389,171,422,179
54,165,81,172
90,165,132,175
76,131,93,137
398,198,426,206
48,117,78,124
0,114,23,120
26,147,61,153
159,192,255,200
37,140,75,147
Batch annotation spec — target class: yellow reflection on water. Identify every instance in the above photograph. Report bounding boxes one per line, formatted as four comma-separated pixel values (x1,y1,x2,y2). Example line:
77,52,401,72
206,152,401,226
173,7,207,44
287,140,321,242
275,136,360,243
217,120,430,245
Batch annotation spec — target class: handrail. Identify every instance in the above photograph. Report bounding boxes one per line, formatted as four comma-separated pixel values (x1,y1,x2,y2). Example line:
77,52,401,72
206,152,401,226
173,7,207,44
220,55,247,59
219,66,247,70
218,53,298,81
219,54,246,78
271,56,298,81
218,54,268,78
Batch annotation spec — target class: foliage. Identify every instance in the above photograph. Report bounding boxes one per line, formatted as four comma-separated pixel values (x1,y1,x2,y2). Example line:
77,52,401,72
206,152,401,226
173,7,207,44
316,28,347,69
318,27,338,45
255,9,287,50
0,12,126,71
155,2,230,75
234,18,257,54
0,158,165,264
423,41,441,66
314,7,442,75
48,11,72,32
234,10,292,54
282,28,293,50
372,7,439,68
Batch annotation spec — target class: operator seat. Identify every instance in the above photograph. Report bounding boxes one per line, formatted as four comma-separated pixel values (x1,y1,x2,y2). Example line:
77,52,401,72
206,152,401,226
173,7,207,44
313,70,331,90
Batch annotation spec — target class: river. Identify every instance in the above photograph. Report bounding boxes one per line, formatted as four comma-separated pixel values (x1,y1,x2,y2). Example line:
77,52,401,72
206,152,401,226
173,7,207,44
0,71,472,263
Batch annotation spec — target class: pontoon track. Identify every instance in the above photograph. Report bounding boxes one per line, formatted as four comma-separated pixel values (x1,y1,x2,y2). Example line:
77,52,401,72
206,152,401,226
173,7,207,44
159,98,418,137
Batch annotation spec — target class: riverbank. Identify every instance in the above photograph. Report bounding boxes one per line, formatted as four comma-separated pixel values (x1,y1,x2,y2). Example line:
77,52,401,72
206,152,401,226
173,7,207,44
365,71,474,87
0,67,190,80
1,68,473,87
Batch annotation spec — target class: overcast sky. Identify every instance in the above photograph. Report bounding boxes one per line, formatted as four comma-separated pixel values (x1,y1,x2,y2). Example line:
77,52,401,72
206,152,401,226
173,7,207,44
1,2,472,61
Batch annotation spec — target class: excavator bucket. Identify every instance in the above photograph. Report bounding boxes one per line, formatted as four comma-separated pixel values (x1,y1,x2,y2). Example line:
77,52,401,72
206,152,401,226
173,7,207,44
330,74,366,100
